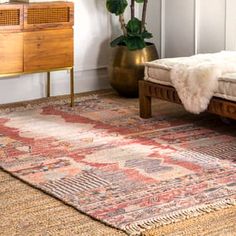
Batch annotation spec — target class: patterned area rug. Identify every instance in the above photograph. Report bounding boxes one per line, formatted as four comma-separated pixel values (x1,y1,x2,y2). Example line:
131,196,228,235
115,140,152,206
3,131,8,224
0,92,236,236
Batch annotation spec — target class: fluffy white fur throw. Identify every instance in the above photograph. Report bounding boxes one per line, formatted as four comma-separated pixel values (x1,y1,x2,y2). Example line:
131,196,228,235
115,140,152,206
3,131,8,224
169,51,236,114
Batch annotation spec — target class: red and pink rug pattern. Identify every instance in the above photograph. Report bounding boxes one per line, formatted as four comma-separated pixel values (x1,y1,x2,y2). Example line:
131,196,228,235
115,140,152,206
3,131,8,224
0,94,236,235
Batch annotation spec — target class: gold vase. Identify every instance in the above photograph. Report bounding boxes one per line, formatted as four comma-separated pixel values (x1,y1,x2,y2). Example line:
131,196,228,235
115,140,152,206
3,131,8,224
109,43,159,97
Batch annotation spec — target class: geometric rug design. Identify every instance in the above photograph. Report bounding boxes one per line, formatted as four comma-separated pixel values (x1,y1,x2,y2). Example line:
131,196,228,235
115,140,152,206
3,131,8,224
0,93,235,235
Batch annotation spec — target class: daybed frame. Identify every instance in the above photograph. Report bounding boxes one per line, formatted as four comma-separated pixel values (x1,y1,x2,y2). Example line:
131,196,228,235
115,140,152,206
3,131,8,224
139,80,236,120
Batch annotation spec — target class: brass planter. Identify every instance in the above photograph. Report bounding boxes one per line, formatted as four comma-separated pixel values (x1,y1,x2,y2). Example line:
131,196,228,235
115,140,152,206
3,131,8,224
109,43,158,97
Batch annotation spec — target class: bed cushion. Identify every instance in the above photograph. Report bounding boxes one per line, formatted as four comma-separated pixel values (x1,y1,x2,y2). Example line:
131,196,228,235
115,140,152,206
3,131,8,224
145,59,236,102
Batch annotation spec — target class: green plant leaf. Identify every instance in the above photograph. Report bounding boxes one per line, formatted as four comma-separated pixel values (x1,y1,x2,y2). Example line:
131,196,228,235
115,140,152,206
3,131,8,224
110,35,125,47
142,30,153,39
124,36,146,50
126,18,141,34
106,0,153,51
106,0,128,15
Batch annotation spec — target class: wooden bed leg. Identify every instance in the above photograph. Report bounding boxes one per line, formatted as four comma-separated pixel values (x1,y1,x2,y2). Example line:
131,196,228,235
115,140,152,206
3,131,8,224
139,80,152,119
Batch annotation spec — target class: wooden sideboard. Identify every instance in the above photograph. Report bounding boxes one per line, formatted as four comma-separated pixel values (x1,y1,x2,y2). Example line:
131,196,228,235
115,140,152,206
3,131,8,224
0,1,75,106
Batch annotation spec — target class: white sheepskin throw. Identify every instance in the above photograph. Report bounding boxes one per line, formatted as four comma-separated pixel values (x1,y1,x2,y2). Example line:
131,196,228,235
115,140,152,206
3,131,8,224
170,51,236,114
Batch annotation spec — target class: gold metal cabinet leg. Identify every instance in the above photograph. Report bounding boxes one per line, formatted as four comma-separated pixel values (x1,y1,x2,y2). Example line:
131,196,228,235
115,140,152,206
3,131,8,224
47,72,50,97
70,67,74,107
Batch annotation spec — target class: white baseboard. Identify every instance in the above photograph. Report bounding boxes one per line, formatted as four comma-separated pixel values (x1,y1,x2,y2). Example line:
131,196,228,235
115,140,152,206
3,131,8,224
0,68,110,104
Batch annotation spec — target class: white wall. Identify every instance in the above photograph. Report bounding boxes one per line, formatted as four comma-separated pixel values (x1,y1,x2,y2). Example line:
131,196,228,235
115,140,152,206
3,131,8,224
0,0,161,104
160,0,236,58
145,1,161,55
226,0,236,50
0,0,111,104
197,0,226,53
164,0,195,58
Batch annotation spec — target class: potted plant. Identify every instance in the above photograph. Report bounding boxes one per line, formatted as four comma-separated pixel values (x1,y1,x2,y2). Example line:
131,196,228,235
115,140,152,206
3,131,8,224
106,0,158,97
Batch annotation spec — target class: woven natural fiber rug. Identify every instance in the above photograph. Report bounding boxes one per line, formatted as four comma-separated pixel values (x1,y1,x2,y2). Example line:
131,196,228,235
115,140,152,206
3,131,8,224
0,92,236,236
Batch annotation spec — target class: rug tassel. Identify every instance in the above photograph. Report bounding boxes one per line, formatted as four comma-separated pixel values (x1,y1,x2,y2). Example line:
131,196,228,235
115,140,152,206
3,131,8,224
123,198,236,236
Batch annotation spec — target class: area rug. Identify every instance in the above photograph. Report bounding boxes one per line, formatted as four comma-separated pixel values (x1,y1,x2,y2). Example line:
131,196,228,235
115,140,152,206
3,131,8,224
0,92,236,236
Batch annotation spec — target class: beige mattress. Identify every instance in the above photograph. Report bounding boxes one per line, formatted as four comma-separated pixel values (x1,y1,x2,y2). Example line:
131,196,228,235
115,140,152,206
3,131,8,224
145,59,236,102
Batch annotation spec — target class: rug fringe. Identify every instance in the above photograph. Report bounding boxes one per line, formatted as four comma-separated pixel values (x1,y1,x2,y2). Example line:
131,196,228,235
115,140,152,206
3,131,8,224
0,94,98,113
123,198,236,236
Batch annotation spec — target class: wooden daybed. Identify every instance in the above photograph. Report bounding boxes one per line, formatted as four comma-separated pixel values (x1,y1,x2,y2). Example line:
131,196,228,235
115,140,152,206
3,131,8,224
139,81,236,120
139,57,236,120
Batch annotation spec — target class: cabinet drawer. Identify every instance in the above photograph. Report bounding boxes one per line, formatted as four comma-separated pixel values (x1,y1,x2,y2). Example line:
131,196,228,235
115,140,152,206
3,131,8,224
24,29,73,72
24,2,74,31
0,33,23,74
